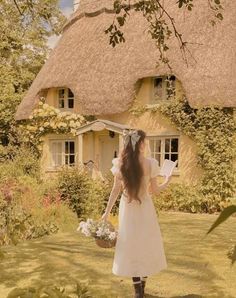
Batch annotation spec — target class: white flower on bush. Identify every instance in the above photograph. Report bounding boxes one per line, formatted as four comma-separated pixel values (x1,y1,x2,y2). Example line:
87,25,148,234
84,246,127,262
43,122,50,127
69,120,76,127
70,128,77,135
43,103,49,109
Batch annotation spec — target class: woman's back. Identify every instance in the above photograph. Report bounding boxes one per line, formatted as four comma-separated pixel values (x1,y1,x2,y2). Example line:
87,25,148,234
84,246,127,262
111,156,159,201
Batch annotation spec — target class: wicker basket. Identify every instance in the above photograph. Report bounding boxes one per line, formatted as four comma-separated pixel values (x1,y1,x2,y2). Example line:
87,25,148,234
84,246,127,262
95,221,117,248
95,237,117,248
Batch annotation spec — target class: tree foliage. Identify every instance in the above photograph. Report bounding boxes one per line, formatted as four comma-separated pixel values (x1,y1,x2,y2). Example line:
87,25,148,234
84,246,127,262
0,0,66,151
106,0,224,69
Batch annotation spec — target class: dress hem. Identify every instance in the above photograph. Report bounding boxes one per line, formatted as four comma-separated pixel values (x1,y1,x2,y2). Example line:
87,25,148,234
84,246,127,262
112,265,167,277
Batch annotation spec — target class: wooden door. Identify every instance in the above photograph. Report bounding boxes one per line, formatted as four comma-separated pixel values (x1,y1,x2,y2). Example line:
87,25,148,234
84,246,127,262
99,134,119,174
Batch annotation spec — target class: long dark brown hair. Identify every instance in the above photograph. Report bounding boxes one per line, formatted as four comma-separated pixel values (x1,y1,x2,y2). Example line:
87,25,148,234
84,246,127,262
120,129,146,204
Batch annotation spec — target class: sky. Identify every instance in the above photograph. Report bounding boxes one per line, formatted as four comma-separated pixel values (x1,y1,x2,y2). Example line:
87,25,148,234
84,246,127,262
47,0,74,48
60,0,74,17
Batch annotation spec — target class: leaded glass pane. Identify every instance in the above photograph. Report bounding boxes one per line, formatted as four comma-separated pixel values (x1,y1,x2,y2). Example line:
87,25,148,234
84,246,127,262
69,155,75,165
165,153,170,160
68,98,74,108
155,139,161,153
59,89,65,98
171,138,178,152
171,154,178,162
155,154,161,165
70,141,75,154
153,77,163,100
68,89,74,98
149,140,155,153
59,99,64,108
65,142,69,154
165,139,170,152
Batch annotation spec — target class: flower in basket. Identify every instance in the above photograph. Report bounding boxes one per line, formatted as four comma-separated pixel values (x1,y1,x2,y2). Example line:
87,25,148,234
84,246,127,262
77,218,117,248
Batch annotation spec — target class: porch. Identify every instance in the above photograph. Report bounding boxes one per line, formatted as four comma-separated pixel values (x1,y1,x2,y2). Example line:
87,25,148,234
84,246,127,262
76,119,130,178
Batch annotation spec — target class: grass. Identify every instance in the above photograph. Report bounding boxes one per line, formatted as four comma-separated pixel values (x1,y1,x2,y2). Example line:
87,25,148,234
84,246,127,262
0,211,235,298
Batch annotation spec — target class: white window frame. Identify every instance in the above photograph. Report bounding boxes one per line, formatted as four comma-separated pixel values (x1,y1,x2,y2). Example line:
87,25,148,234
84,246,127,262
150,75,176,104
147,136,179,173
57,88,74,110
49,139,77,169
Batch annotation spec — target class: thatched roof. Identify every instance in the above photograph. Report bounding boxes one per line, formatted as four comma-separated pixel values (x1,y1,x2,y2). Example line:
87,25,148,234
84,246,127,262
15,0,236,120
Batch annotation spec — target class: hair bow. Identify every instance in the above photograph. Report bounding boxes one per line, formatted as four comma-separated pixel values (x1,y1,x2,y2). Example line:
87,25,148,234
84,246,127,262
122,129,141,151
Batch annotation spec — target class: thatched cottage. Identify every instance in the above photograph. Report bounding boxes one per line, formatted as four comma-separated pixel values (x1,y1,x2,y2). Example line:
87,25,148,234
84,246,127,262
15,0,236,184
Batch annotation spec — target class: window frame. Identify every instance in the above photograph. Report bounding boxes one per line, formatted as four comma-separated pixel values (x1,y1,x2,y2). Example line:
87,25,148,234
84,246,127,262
150,75,176,104
147,135,180,174
49,139,77,169
57,88,75,110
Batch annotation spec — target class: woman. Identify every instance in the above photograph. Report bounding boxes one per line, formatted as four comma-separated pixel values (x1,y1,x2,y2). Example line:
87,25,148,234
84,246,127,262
101,129,172,298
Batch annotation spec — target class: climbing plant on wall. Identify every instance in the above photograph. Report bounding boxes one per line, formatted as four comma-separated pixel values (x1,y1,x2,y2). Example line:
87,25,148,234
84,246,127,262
17,98,88,154
129,96,236,201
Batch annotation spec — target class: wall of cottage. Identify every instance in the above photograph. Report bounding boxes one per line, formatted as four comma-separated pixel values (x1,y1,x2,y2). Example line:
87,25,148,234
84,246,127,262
41,77,203,185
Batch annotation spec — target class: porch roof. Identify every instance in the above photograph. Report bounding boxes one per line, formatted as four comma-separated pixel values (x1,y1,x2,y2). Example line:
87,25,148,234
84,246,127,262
76,119,131,135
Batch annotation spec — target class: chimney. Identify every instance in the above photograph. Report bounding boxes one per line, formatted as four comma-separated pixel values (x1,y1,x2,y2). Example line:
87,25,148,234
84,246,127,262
74,0,80,11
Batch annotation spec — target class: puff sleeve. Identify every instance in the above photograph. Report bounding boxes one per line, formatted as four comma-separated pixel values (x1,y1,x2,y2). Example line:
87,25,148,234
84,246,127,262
110,158,121,176
150,158,160,178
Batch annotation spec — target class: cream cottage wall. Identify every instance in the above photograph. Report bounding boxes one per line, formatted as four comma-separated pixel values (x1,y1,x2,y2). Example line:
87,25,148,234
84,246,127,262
41,76,203,185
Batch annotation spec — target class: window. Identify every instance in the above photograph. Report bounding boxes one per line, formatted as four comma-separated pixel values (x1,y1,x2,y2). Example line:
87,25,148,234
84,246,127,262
58,88,74,109
148,137,179,170
151,75,176,103
50,140,76,168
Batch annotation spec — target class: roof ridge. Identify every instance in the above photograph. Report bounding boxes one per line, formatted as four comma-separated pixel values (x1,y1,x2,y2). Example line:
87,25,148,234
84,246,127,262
63,2,136,32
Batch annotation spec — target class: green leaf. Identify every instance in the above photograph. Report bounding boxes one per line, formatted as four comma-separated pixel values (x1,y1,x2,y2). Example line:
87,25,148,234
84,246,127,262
216,12,223,20
178,0,183,8
117,16,125,26
207,205,236,234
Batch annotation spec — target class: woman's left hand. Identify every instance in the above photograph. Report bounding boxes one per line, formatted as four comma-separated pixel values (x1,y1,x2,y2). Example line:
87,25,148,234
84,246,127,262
101,212,109,222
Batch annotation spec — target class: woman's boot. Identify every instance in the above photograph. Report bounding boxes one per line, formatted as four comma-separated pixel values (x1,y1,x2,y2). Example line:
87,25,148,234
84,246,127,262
141,276,147,296
132,277,143,298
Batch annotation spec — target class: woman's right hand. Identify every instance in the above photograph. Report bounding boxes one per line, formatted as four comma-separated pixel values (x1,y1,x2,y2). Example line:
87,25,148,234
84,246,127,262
101,212,109,222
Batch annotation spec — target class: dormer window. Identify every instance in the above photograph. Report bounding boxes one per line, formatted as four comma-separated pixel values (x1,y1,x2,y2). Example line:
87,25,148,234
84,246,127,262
151,75,176,103
58,88,74,109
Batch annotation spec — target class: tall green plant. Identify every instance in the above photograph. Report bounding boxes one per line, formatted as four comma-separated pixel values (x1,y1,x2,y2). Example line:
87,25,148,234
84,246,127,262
159,97,236,200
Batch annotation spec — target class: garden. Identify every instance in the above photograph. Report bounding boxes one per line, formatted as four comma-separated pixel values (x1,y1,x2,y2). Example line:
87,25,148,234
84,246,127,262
0,146,235,298
1,0,236,297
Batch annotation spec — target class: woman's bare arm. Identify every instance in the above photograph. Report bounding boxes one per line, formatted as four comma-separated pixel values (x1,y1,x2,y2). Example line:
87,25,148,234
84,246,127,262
102,174,122,220
150,175,172,195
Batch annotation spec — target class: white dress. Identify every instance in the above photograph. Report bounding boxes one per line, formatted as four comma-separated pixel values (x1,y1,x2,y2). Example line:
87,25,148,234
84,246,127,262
110,157,167,277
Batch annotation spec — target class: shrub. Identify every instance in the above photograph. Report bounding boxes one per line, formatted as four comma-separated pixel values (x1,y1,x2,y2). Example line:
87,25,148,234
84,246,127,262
56,166,114,220
0,187,59,246
0,144,40,181
0,174,78,245
153,182,231,214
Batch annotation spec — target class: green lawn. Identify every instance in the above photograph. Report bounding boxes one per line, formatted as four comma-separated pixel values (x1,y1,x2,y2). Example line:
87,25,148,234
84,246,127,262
0,212,236,298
